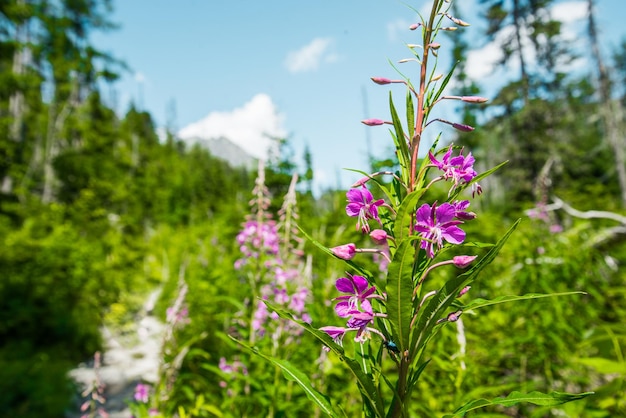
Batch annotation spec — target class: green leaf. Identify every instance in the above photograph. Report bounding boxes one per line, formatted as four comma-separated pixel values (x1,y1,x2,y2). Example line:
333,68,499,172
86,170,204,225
443,390,595,417
410,219,521,358
424,62,457,123
260,300,386,418
386,238,417,351
406,88,415,142
231,337,344,418
459,292,586,311
450,160,508,201
393,188,426,242
575,357,626,374
389,91,411,185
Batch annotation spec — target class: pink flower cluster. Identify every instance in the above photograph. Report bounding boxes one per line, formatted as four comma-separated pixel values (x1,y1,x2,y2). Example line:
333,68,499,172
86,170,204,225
234,220,280,269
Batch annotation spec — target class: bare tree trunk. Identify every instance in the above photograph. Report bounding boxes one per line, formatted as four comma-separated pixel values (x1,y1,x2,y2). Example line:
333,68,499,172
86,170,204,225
587,0,626,207
2,0,28,194
512,0,530,104
42,87,77,203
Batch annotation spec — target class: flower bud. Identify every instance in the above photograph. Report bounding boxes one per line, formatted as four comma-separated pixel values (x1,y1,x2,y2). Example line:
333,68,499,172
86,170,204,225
431,73,443,82
461,96,489,103
371,77,392,85
453,255,477,268
447,310,463,322
351,176,370,187
428,42,441,50
458,286,471,297
369,229,388,245
331,243,357,260
409,23,420,30
452,122,475,132
361,118,385,126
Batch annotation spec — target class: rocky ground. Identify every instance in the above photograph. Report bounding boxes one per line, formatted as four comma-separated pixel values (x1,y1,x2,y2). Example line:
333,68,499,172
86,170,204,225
67,290,163,418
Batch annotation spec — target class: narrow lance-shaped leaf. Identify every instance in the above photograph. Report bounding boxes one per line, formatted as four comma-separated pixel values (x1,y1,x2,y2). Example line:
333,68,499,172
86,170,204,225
442,390,595,417
385,238,417,351
410,219,521,358
424,61,458,123
393,188,427,242
389,91,411,185
406,88,415,141
261,300,386,418
449,160,508,201
456,292,586,311
231,336,344,418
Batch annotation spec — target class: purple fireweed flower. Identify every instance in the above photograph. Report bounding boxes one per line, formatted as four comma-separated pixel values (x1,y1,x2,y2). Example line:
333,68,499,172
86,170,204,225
415,203,466,258
320,326,348,345
252,301,269,335
134,383,149,403
331,243,357,260
289,287,309,314
346,186,385,233
346,310,375,340
452,200,476,220
429,146,478,191
550,224,563,234
334,275,376,318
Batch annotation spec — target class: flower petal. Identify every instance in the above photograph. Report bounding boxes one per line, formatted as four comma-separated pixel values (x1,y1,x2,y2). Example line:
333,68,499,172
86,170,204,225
335,277,356,294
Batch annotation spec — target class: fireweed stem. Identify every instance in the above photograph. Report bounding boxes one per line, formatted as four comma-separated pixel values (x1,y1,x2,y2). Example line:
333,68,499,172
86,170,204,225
410,2,442,192
412,259,457,299
410,290,438,328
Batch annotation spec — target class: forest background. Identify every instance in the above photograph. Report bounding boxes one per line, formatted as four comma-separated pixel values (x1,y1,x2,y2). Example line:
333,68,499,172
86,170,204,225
1,0,625,417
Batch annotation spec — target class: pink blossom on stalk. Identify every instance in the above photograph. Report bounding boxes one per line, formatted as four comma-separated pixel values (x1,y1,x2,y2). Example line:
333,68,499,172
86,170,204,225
289,287,309,314
371,77,392,85
369,229,388,245
345,186,384,233
134,383,149,403
331,243,357,260
453,255,477,268
458,286,471,297
352,176,371,187
452,122,475,132
409,23,420,30
461,96,489,103
361,118,386,126
415,203,466,258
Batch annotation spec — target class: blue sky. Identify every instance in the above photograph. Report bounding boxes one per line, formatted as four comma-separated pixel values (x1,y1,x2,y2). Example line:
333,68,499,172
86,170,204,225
93,0,626,192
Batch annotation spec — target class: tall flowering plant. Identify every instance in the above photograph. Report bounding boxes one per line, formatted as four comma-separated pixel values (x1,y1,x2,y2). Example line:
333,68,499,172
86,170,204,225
238,0,592,416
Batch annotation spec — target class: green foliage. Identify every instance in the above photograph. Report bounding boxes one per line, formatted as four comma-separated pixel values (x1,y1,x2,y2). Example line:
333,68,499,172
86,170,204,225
0,0,625,417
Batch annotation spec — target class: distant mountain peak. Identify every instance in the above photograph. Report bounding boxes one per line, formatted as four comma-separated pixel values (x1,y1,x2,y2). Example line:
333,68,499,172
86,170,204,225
187,136,257,169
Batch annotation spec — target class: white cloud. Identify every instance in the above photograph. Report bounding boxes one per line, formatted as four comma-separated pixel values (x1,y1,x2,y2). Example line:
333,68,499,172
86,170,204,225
284,37,335,73
551,1,587,25
177,94,286,160
134,72,146,83
387,18,413,42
